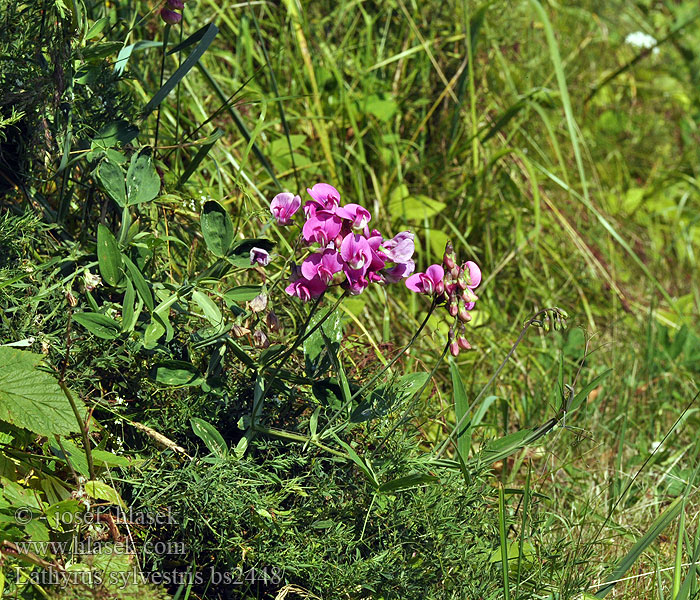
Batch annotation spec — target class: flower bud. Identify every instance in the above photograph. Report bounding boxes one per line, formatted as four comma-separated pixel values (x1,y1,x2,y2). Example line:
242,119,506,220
253,329,270,349
449,299,459,317
449,340,460,357
160,8,182,24
457,336,471,350
458,305,471,322
249,293,268,313
266,310,280,332
435,280,445,295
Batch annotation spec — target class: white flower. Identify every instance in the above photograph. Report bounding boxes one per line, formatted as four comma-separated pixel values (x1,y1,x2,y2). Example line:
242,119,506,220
625,31,659,55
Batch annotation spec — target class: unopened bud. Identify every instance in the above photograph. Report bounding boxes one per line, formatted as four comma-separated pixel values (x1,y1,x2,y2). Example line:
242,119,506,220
449,300,459,317
266,310,280,332
66,290,77,307
253,329,270,348
249,293,268,313
435,280,445,295
449,340,460,357
457,336,471,350
458,305,471,322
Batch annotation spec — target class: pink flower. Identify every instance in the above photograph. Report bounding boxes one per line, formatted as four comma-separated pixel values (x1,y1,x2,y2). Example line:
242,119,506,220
381,260,415,283
382,231,415,264
285,274,327,302
306,183,341,210
336,203,371,229
160,8,182,24
343,269,370,295
270,192,301,225
340,233,372,273
302,210,343,246
463,261,481,289
405,264,445,295
250,247,270,266
301,250,343,285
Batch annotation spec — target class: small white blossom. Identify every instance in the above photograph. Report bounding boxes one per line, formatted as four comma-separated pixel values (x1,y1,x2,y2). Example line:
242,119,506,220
625,31,659,55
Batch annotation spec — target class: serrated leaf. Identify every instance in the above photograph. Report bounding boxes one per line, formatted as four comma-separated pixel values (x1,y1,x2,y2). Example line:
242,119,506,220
126,149,160,205
95,159,126,206
190,417,228,458
96,224,123,287
73,312,121,339
0,348,83,437
201,200,233,257
84,480,127,509
150,360,202,386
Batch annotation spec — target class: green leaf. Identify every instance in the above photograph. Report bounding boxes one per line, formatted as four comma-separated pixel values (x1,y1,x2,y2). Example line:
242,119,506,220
201,200,234,257
96,224,123,287
223,285,263,303
387,185,445,221
0,348,83,437
126,149,160,205
142,22,219,118
190,418,228,458
121,278,136,332
91,121,139,150
150,360,202,386
73,312,121,339
594,497,684,598
95,159,126,206
84,480,127,510
378,473,438,493
191,290,222,325
226,238,275,267
122,255,154,311
90,450,132,468
351,372,430,423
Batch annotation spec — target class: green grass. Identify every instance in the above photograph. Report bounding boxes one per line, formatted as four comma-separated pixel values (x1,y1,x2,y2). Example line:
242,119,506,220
1,0,700,598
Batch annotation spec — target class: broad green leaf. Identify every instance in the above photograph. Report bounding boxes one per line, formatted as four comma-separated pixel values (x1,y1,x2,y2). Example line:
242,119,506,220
201,200,234,257
224,285,263,303
91,449,131,468
123,255,154,311
304,310,343,366
95,159,126,206
126,149,160,205
387,185,446,221
0,348,83,437
91,121,139,150
150,360,202,386
73,312,121,339
97,224,123,286
190,418,227,458
84,480,127,510
191,290,222,325
121,278,136,332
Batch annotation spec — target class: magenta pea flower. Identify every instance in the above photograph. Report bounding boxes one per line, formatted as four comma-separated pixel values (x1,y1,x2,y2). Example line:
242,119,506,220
336,203,371,230
344,269,370,295
381,260,415,283
250,247,270,267
306,183,341,211
285,270,327,301
270,192,301,225
382,231,415,264
302,210,343,246
405,264,445,295
301,249,344,285
340,233,373,273
463,261,481,289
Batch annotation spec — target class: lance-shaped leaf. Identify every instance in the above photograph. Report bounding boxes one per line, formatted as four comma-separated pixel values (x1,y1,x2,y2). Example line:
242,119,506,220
97,224,123,286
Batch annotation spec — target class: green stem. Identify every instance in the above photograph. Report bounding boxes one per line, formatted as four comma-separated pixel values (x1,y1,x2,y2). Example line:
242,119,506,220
253,425,349,459
59,381,95,481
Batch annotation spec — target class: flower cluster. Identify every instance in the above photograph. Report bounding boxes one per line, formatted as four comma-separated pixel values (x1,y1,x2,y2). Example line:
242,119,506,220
269,184,415,301
406,242,481,356
161,0,185,24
